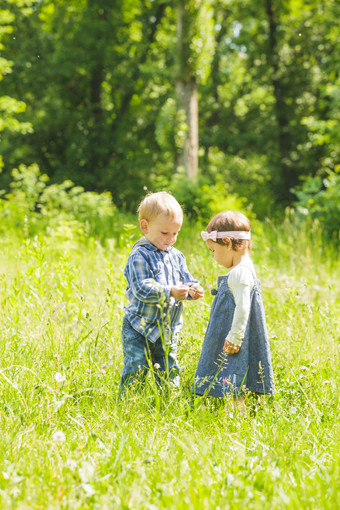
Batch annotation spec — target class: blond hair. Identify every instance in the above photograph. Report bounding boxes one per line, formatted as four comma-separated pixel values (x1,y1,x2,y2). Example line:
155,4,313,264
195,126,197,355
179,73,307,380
138,192,183,221
207,210,251,251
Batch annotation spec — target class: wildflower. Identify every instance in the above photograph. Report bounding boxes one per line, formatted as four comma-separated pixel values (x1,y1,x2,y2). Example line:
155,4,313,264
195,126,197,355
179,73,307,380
54,372,66,383
86,368,91,374
10,486,21,498
52,430,66,443
66,458,77,472
100,369,106,375
54,353,60,359
82,483,96,497
223,377,228,384
154,363,161,370
79,461,95,482
101,363,106,369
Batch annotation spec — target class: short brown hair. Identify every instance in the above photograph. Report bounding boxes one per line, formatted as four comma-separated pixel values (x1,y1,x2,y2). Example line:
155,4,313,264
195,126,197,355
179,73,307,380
206,210,251,251
138,191,183,222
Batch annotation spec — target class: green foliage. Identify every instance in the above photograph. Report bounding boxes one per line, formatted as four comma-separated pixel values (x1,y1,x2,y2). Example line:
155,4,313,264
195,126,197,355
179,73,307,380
155,98,188,154
0,163,118,240
0,0,338,216
0,1,33,172
177,0,216,83
293,167,340,240
205,150,275,218
154,167,249,224
0,96,32,134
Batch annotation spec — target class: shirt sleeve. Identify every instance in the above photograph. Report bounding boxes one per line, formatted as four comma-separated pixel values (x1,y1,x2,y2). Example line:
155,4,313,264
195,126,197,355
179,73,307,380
126,251,171,303
226,266,254,346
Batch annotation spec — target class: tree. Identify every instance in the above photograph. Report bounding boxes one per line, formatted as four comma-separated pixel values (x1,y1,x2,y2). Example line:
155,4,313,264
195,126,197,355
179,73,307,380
1,0,338,215
175,0,214,178
0,0,33,174
1,0,172,207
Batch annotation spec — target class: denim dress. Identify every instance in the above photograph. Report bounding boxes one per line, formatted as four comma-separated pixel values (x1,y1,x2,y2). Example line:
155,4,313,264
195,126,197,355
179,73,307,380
192,269,275,397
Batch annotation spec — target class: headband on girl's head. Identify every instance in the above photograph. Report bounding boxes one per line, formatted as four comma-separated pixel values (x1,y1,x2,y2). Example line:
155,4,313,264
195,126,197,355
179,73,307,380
201,230,251,242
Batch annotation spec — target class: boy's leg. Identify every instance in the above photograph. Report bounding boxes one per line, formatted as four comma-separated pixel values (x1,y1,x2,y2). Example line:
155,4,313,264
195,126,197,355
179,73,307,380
153,335,180,388
120,317,150,393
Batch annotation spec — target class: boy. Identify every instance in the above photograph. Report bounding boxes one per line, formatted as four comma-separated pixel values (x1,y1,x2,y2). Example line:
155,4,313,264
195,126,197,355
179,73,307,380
120,191,204,392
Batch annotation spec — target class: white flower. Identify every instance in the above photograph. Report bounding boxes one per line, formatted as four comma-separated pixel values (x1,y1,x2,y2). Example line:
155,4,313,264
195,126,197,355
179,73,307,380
54,372,66,383
82,483,96,497
79,461,95,482
65,458,78,472
154,363,161,370
52,430,66,443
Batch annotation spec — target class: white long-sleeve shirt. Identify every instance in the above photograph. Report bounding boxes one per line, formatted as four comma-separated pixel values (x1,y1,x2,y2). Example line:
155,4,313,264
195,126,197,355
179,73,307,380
226,256,255,346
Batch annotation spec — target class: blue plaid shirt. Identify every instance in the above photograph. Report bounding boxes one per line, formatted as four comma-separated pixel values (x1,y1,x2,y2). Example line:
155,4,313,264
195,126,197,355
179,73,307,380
124,238,199,343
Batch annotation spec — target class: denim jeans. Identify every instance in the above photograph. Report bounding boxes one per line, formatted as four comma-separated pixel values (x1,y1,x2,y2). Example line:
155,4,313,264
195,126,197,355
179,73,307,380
120,317,180,392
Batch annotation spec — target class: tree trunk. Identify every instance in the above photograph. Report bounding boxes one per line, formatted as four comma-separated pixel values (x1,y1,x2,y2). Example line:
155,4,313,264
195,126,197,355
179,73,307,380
175,79,198,178
175,0,198,178
265,0,293,200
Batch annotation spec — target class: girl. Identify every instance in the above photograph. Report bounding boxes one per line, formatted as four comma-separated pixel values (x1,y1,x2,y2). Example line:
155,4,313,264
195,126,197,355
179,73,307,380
192,211,275,400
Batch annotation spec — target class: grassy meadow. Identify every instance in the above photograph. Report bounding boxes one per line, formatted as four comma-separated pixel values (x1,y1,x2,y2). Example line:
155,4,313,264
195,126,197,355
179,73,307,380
0,215,339,509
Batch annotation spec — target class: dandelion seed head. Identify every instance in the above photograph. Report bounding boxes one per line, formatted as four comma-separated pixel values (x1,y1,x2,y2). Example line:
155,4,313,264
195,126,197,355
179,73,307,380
66,458,78,472
52,430,66,443
54,372,66,383
82,482,96,497
79,461,95,482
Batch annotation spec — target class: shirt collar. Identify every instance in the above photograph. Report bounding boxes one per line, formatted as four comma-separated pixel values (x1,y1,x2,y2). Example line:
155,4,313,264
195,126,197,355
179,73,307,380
132,237,173,253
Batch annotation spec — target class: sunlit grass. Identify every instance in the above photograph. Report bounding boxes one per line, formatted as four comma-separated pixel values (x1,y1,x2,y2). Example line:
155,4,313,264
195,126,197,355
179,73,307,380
0,218,339,509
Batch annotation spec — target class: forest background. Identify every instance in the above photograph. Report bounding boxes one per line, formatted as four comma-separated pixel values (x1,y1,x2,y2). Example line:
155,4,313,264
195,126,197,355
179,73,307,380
0,0,339,229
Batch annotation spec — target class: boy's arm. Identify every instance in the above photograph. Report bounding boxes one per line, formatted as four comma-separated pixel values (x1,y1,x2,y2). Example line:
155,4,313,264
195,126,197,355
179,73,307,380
127,252,171,303
177,253,204,300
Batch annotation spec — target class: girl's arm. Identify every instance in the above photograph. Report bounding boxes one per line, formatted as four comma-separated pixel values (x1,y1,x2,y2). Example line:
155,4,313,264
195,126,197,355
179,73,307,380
223,266,254,352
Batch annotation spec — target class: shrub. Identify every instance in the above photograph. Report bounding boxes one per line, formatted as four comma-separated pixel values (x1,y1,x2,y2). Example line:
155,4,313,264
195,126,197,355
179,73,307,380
153,168,251,225
0,164,118,240
293,167,340,241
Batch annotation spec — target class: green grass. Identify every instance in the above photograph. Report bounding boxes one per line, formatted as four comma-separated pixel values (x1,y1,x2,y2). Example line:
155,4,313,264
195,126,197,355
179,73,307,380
0,219,339,509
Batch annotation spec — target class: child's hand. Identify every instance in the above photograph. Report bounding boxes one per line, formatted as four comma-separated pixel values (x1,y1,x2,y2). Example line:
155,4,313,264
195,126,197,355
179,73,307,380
223,339,240,354
171,285,189,300
188,284,204,300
